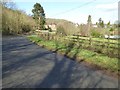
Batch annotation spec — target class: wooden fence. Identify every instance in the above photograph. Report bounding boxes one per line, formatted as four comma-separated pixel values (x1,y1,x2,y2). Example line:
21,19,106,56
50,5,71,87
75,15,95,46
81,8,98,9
36,31,119,58
64,36,119,58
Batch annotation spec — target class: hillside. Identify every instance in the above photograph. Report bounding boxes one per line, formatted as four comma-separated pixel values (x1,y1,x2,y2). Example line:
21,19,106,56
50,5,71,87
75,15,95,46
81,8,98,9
2,4,35,35
46,18,79,35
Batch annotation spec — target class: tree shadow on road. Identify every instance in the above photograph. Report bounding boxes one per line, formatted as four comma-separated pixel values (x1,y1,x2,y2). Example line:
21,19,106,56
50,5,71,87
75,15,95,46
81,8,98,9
2,36,118,88
34,37,116,88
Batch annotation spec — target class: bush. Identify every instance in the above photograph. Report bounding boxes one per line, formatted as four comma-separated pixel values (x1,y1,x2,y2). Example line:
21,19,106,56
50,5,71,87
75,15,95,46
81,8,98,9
56,26,66,36
91,30,102,38
21,25,31,33
109,28,114,32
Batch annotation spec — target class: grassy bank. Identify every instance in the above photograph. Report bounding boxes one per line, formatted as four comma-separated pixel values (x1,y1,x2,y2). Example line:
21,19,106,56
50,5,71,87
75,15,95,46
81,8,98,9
2,4,35,35
27,35,119,73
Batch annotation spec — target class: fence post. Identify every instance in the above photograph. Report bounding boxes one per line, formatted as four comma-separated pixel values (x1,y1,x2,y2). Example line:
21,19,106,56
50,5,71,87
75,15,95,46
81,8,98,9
107,35,110,56
47,32,49,40
89,36,92,48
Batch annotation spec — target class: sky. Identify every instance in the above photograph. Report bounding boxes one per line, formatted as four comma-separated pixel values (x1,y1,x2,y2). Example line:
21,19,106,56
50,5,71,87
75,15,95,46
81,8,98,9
7,0,119,24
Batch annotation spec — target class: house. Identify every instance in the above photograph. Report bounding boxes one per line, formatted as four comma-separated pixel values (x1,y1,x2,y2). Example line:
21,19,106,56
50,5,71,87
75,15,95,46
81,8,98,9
104,35,120,39
44,25,49,29
92,24,113,28
104,29,120,39
93,24,97,28
75,23,79,27
48,23,57,31
44,23,57,31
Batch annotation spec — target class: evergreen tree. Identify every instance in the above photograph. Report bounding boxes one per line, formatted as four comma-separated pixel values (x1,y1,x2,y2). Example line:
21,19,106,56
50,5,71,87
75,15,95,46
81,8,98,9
96,22,98,25
98,18,104,28
107,21,110,28
87,15,92,37
99,18,102,23
32,3,45,30
87,15,92,24
101,20,104,28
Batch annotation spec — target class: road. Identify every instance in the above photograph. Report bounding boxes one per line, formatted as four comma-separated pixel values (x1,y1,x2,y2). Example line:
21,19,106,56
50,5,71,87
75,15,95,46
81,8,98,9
2,36,118,88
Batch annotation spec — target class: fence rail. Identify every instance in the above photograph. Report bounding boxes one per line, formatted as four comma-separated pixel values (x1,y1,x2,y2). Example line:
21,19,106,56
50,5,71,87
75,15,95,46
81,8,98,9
64,36,119,58
37,32,119,58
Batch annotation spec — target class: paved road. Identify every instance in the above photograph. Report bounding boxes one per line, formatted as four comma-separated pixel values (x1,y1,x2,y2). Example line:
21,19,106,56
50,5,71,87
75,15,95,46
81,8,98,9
2,36,118,88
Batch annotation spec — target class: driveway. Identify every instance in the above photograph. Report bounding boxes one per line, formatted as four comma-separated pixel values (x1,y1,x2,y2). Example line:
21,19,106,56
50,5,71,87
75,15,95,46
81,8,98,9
2,36,118,88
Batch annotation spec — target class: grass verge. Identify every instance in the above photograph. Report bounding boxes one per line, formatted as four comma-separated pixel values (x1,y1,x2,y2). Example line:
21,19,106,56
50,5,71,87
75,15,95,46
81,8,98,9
27,35,119,74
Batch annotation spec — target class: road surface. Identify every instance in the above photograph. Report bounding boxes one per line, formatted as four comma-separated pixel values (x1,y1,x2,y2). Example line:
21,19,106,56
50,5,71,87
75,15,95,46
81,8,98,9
2,36,118,88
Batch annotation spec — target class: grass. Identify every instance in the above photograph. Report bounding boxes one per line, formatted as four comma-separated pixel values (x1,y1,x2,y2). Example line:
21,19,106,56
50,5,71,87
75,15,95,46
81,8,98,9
67,35,119,44
65,36,119,49
27,35,119,73
64,35,119,58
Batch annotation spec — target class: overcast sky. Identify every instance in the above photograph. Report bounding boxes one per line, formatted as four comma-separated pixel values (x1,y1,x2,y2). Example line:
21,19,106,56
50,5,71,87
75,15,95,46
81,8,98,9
12,0,119,24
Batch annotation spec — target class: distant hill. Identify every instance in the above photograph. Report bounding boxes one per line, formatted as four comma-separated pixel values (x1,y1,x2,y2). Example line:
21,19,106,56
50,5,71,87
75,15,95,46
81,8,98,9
46,18,79,35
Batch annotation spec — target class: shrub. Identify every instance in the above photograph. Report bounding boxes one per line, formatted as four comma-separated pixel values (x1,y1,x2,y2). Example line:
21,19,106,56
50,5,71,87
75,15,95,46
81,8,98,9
56,26,66,36
21,25,31,33
91,30,102,38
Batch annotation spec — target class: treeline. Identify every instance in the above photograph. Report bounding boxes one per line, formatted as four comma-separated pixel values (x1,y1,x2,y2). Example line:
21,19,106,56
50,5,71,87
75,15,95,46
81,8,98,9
76,15,119,38
1,3,36,35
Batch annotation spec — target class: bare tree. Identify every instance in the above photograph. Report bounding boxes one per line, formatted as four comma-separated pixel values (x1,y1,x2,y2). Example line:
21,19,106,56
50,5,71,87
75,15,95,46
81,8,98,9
1,0,17,10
